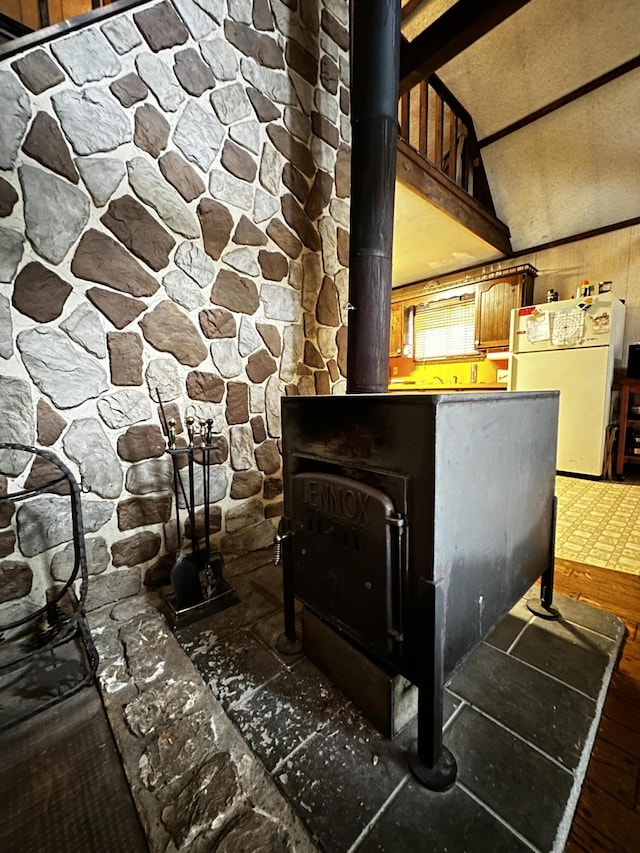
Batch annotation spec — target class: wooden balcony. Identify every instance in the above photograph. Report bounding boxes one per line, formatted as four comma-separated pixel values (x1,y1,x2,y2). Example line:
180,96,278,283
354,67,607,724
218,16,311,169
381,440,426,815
397,74,511,259
398,75,494,211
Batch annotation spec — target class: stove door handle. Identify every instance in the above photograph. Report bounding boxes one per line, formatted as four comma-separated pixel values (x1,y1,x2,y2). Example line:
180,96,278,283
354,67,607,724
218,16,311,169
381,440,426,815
273,528,293,565
386,513,406,645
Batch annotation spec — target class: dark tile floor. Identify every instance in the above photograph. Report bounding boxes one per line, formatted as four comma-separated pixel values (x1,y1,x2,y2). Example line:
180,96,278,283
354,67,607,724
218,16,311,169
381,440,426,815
177,563,625,853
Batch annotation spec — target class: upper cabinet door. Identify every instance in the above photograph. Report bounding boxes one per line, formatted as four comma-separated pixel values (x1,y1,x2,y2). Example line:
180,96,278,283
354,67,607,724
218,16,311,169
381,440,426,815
475,273,534,350
390,302,403,357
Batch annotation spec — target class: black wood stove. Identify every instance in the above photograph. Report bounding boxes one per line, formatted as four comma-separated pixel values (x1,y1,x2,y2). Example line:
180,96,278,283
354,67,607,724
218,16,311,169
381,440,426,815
276,390,559,790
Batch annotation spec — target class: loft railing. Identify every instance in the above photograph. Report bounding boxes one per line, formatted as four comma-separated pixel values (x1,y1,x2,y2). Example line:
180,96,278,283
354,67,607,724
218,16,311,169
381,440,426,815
1,0,104,34
0,0,148,59
398,74,495,214
0,11,33,44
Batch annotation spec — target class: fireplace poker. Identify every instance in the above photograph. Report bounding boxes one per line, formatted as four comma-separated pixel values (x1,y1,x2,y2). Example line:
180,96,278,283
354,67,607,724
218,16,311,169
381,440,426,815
203,420,210,586
156,396,189,544
157,393,203,609
168,419,181,546
185,416,199,560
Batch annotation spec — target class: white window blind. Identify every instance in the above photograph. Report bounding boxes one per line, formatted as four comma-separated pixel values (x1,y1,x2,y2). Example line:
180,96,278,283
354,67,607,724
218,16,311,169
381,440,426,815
414,288,476,360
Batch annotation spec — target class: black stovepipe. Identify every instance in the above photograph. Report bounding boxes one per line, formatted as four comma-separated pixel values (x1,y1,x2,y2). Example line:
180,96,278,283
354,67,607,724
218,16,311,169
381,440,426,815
346,0,401,394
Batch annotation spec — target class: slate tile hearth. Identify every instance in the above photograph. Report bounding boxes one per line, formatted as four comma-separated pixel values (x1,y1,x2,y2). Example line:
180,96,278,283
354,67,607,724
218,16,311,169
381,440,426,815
228,658,347,773
358,780,532,853
447,643,596,771
178,567,624,853
510,619,616,698
446,706,573,853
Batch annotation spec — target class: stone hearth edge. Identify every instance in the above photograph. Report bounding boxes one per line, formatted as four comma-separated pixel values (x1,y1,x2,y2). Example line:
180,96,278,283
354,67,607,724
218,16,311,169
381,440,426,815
90,593,316,853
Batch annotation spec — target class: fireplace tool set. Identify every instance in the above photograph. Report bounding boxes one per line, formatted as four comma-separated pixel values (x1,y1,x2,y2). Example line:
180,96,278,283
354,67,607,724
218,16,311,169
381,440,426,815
158,401,237,630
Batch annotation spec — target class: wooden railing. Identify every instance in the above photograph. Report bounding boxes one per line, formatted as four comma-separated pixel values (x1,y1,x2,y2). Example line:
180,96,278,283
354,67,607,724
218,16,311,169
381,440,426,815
0,0,147,59
0,10,32,44
0,0,107,34
398,74,495,214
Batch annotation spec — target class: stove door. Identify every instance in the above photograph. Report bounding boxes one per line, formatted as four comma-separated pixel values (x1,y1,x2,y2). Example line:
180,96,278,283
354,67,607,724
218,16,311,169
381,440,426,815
290,472,405,663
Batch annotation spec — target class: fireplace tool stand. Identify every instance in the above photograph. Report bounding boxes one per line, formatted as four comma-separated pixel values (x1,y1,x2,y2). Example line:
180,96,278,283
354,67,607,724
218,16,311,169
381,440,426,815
158,405,237,631
0,443,99,731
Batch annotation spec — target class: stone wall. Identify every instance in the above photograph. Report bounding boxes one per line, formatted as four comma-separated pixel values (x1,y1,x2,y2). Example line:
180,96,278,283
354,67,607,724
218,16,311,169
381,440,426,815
0,0,350,615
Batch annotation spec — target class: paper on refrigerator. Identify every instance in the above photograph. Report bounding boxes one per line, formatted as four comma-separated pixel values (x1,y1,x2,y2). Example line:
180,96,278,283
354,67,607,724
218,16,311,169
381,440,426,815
550,307,585,346
525,310,551,343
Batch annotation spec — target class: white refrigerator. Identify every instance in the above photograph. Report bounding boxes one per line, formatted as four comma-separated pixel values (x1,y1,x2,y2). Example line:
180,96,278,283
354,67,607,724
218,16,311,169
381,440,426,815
508,294,625,476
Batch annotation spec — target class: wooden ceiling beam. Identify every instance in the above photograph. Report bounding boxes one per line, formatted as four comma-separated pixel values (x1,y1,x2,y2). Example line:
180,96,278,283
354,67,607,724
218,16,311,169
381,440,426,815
399,0,534,96
479,53,640,147
401,0,424,19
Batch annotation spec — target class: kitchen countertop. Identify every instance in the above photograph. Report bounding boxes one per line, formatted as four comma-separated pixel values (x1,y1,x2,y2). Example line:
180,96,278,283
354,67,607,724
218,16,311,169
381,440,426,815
388,382,508,392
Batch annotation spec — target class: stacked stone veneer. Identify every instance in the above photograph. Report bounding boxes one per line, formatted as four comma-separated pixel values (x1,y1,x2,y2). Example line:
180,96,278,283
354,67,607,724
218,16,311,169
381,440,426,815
0,0,351,614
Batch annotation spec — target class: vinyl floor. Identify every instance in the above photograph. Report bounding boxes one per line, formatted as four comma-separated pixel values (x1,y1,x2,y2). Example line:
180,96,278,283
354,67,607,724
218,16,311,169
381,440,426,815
555,475,640,574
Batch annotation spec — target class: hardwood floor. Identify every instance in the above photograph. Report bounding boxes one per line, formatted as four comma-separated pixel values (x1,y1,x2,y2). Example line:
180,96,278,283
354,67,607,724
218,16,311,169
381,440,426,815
554,558,640,852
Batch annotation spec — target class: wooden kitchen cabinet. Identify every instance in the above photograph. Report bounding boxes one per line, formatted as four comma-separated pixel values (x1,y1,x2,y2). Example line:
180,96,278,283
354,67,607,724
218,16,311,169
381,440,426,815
475,269,535,351
389,302,403,357
615,379,640,477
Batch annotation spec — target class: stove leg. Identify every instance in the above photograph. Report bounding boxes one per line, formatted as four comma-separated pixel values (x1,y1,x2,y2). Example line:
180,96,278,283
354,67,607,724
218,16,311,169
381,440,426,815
527,495,561,620
409,581,457,792
527,565,561,620
275,520,302,656
410,687,457,792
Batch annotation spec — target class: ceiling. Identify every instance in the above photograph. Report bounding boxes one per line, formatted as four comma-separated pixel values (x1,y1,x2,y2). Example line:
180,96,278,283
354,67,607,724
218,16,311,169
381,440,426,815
392,0,640,286
392,183,503,284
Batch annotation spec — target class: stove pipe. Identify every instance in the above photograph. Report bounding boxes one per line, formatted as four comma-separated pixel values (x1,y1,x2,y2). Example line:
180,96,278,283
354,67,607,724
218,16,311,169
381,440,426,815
346,0,401,394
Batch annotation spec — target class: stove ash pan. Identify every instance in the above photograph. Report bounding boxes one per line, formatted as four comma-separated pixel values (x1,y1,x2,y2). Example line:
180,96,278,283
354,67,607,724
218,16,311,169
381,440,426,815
276,391,560,791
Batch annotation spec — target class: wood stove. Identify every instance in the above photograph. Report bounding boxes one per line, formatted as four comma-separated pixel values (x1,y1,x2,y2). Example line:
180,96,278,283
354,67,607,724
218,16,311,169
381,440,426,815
276,390,559,790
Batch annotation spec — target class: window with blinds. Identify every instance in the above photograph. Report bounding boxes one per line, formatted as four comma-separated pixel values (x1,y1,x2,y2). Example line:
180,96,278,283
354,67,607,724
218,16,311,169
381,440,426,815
414,287,476,360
